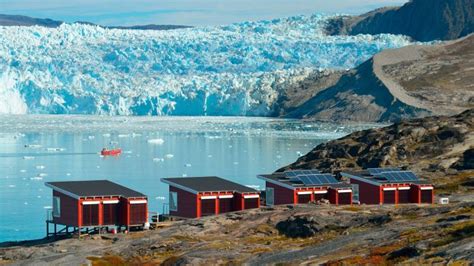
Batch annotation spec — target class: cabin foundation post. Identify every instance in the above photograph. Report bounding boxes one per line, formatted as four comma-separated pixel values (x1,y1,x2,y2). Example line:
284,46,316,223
54,223,57,236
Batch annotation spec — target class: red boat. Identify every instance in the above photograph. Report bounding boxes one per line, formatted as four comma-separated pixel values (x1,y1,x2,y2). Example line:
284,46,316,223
101,148,122,156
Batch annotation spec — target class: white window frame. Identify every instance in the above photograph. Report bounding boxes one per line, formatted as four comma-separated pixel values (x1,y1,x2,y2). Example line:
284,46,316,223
53,196,61,218
266,187,274,206
169,191,178,211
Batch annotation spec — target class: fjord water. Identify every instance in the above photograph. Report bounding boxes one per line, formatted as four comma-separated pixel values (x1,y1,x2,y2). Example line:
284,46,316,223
0,115,379,242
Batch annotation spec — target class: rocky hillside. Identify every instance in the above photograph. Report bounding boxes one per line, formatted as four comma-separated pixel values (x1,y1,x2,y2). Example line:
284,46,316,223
0,14,190,30
280,109,473,184
325,0,474,42
280,35,474,122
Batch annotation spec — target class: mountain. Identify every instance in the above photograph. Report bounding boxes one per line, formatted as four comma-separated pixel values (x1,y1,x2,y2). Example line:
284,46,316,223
0,14,62,27
280,34,474,122
0,14,190,30
280,109,473,175
325,0,474,41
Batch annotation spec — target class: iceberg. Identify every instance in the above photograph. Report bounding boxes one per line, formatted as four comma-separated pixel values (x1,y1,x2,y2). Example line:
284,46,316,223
0,14,413,115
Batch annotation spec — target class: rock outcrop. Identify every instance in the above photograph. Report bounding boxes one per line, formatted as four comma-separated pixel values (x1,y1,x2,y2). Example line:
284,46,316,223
280,109,473,174
325,0,474,42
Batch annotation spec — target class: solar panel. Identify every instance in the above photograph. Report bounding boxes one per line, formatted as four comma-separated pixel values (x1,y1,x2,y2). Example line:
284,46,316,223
367,167,401,175
379,171,419,182
296,174,338,185
285,169,320,178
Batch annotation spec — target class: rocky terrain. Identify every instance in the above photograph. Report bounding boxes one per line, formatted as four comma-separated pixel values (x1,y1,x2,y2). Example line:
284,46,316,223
281,109,473,179
325,0,474,42
280,34,474,122
1,111,472,265
0,14,190,30
1,201,472,265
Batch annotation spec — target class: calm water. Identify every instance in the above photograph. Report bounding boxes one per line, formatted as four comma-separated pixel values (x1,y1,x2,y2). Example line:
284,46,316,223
0,115,379,242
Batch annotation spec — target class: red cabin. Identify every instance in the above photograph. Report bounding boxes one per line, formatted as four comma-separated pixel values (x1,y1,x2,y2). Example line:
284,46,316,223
161,176,260,218
258,170,353,206
45,180,148,236
341,168,434,205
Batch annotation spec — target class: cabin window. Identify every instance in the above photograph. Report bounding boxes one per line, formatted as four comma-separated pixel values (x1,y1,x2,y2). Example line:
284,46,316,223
169,192,178,211
53,196,61,217
351,184,359,202
266,187,274,206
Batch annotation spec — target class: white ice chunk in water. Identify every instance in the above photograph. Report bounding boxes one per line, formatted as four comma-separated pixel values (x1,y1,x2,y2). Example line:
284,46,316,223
153,157,164,162
184,163,192,167
165,154,174,159
24,144,42,149
36,165,45,169
147,138,164,145
23,156,35,160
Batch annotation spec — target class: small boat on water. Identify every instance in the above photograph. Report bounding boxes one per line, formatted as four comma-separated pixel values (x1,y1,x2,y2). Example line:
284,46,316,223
101,148,122,156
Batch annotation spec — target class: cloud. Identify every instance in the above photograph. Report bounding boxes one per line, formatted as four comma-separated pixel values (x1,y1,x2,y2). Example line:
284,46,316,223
0,0,408,26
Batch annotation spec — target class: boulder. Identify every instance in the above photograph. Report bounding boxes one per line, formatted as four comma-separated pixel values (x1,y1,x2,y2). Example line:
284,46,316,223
276,216,323,238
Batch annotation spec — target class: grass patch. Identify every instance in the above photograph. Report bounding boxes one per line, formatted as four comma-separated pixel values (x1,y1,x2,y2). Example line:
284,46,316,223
431,221,474,247
342,206,362,212
436,171,473,194
172,234,201,243
87,255,126,266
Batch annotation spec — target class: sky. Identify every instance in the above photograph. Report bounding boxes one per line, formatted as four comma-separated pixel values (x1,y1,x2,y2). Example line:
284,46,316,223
0,0,409,26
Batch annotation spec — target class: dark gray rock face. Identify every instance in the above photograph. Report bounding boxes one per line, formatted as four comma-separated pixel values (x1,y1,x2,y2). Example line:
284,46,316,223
276,216,323,238
326,0,474,41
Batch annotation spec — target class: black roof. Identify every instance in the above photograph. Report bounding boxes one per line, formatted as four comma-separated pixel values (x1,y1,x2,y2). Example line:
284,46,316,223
46,180,146,198
162,176,258,193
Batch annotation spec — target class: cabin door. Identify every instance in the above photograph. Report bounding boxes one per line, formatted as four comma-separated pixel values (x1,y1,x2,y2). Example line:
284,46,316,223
420,190,432,203
338,192,352,205
398,189,411,203
130,203,147,225
383,190,396,204
219,198,233,213
103,202,119,225
201,199,215,216
82,204,99,226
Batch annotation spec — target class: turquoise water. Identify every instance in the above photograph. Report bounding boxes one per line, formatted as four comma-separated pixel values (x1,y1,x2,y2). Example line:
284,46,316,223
0,115,378,242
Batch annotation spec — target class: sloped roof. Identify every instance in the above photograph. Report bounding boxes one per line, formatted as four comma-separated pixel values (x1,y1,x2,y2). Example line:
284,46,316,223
46,180,146,198
161,176,258,194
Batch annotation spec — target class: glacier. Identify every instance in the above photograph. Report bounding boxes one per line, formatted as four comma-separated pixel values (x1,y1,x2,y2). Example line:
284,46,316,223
0,14,413,115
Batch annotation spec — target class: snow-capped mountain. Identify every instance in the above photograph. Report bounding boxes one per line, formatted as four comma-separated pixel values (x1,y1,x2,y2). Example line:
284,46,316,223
0,14,412,115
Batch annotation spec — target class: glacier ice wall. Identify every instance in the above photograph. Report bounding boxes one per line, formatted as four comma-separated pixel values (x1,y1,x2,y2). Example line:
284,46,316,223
0,14,413,115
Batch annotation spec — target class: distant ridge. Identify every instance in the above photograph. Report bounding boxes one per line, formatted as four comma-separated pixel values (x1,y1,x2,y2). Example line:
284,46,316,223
325,0,474,41
0,14,191,30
